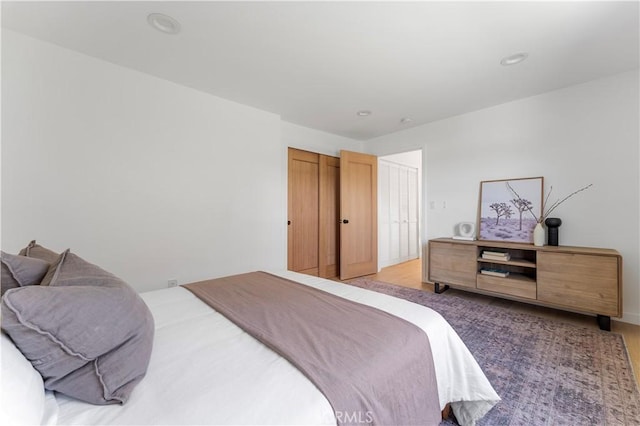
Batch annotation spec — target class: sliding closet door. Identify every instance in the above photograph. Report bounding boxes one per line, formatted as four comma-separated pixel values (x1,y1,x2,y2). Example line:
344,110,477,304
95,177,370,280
288,148,340,278
319,156,340,278
340,150,377,280
288,148,319,275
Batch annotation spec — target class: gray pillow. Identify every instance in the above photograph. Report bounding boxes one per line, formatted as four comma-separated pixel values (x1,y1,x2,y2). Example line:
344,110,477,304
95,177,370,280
1,252,154,405
1,263,19,295
18,240,59,263
1,252,50,295
38,249,69,287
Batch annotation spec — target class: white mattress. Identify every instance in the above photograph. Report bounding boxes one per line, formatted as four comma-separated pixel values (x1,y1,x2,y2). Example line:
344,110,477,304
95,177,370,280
48,270,499,425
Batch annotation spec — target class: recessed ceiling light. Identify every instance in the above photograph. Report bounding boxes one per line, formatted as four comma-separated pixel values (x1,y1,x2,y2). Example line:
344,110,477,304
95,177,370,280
357,110,372,117
500,52,528,66
147,13,181,35
400,117,413,124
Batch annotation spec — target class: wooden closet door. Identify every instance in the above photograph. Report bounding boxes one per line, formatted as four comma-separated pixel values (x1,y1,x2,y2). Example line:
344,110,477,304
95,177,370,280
288,148,319,275
319,156,340,278
340,150,378,280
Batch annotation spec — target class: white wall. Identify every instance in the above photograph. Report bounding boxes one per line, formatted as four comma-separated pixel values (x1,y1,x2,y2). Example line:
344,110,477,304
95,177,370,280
4,30,638,324
381,150,422,169
2,30,286,292
281,121,363,157
365,70,640,325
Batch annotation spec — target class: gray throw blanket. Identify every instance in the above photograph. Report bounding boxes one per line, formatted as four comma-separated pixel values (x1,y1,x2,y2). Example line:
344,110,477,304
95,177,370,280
184,271,440,426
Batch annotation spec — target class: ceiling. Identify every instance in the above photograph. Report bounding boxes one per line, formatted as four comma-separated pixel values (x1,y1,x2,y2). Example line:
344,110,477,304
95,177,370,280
2,1,639,140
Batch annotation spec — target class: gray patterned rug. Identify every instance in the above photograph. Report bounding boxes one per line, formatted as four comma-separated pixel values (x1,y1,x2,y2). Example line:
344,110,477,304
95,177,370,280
346,278,640,426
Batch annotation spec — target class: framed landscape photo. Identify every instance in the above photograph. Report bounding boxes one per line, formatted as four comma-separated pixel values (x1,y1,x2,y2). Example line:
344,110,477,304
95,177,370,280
478,177,543,243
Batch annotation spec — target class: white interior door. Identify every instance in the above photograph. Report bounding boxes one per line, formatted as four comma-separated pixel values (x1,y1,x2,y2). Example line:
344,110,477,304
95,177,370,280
389,164,400,262
378,158,420,268
399,166,409,259
378,162,391,265
407,167,419,258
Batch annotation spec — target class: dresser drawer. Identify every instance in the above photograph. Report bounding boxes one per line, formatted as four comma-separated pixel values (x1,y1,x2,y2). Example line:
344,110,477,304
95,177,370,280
477,274,536,300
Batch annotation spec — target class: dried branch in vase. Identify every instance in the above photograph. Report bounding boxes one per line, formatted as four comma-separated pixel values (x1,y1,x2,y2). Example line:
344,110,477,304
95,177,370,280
507,182,593,224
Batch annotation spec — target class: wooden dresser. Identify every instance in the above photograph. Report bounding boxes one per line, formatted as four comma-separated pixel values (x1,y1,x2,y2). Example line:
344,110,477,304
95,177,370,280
426,238,622,330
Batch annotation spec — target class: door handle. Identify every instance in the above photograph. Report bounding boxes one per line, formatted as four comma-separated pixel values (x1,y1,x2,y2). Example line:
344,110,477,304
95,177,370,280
339,219,349,224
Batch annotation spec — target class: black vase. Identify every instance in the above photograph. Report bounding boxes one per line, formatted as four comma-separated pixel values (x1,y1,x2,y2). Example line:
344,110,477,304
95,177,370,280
545,218,562,246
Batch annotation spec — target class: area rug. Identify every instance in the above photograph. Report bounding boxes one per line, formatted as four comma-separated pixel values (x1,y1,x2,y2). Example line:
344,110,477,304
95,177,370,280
346,278,640,426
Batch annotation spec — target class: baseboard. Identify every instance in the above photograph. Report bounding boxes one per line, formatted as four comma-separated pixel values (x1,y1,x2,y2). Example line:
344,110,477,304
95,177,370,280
617,311,640,326
380,256,420,270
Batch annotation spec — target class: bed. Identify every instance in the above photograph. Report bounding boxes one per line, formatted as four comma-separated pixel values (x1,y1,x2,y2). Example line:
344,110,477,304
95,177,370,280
1,244,499,426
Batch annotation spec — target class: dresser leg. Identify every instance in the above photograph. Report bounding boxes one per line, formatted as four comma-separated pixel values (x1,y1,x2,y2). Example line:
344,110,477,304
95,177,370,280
597,315,611,331
434,283,450,294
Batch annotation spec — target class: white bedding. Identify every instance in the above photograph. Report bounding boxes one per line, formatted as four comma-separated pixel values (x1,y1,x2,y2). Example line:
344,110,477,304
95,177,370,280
48,270,499,426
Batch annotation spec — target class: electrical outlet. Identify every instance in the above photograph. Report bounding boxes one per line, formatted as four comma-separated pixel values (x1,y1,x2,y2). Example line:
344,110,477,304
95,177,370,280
167,279,178,288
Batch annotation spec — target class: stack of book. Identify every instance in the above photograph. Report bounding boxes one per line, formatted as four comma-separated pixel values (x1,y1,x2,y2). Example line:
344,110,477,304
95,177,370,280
481,250,511,261
480,268,510,278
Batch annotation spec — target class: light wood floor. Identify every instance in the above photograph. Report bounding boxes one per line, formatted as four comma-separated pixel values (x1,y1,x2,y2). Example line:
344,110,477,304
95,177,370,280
362,259,640,386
